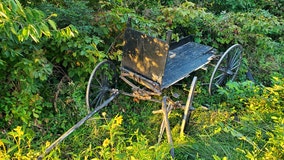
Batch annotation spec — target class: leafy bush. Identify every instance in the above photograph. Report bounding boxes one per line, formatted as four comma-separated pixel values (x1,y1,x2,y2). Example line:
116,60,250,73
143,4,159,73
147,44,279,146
191,0,284,16
216,76,284,159
0,0,73,126
0,126,39,159
91,114,171,159
0,0,103,128
1,0,283,159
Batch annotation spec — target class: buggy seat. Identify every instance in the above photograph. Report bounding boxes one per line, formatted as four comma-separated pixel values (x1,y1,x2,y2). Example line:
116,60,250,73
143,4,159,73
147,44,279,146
121,27,216,92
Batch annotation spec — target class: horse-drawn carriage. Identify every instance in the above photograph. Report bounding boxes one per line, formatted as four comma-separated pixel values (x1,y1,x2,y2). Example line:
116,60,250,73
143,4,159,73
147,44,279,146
39,18,243,159
86,18,243,157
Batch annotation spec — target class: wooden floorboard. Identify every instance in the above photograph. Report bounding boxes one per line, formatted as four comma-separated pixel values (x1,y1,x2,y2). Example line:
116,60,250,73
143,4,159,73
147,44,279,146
162,42,214,89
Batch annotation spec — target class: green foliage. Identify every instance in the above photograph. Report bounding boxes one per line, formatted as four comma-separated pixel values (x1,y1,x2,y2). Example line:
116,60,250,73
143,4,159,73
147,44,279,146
216,76,284,159
0,0,283,159
191,0,284,16
0,0,103,128
0,0,70,126
95,115,125,159
38,0,106,78
217,81,260,110
95,114,170,159
0,126,39,159
219,76,284,112
0,0,53,43
38,0,94,30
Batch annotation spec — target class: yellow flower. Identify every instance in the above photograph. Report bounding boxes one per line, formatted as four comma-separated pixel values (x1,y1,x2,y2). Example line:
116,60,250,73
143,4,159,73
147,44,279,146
115,115,123,125
45,141,51,148
102,112,107,118
103,138,110,147
14,126,24,137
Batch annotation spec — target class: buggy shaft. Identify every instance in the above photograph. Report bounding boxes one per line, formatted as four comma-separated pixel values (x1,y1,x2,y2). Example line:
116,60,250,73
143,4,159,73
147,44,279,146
38,91,119,160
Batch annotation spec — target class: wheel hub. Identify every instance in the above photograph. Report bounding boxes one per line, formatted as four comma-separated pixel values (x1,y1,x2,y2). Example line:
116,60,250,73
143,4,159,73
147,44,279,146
226,69,234,75
101,86,109,92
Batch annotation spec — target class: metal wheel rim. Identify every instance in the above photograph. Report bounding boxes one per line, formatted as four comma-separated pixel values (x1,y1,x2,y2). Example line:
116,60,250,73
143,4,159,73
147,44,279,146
209,44,243,95
86,60,118,113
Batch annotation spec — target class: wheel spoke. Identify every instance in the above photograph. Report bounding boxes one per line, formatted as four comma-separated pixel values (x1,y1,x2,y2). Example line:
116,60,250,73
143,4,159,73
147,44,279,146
231,58,241,69
89,89,101,99
102,74,109,87
213,73,225,81
94,77,102,87
229,53,240,68
226,54,230,66
231,50,241,65
90,91,103,107
99,70,105,85
229,48,241,68
231,62,241,71
96,90,108,107
229,48,239,62
96,93,105,107
217,66,227,72
227,59,241,75
215,75,225,85
86,60,118,110
215,74,227,86
90,83,101,90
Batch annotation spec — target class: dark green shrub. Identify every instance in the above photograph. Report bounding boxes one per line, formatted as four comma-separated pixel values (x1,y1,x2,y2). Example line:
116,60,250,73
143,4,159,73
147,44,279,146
0,0,103,128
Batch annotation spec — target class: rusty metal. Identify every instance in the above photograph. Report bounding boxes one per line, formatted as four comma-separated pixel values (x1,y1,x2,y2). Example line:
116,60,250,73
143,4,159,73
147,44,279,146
120,68,162,94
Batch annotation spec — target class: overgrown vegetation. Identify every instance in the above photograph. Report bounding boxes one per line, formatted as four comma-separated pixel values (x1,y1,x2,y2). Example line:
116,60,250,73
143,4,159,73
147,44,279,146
0,0,283,159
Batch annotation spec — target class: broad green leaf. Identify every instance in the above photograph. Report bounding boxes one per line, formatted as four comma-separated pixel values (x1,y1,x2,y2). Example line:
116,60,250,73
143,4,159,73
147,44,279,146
0,11,8,19
33,112,39,118
34,9,45,19
0,139,13,145
30,24,40,37
21,27,29,40
15,0,25,16
63,61,67,67
10,25,17,35
10,0,18,12
40,22,51,37
7,145,18,154
48,19,57,30
30,34,39,43
25,9,33,23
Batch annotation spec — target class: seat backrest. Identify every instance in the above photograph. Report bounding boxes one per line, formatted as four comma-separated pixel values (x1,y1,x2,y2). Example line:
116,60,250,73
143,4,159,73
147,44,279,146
121,28,169,85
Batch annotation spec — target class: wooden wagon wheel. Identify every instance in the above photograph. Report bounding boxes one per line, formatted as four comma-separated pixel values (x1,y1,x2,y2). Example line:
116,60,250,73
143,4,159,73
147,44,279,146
86,60,119,112
209,44,243,95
